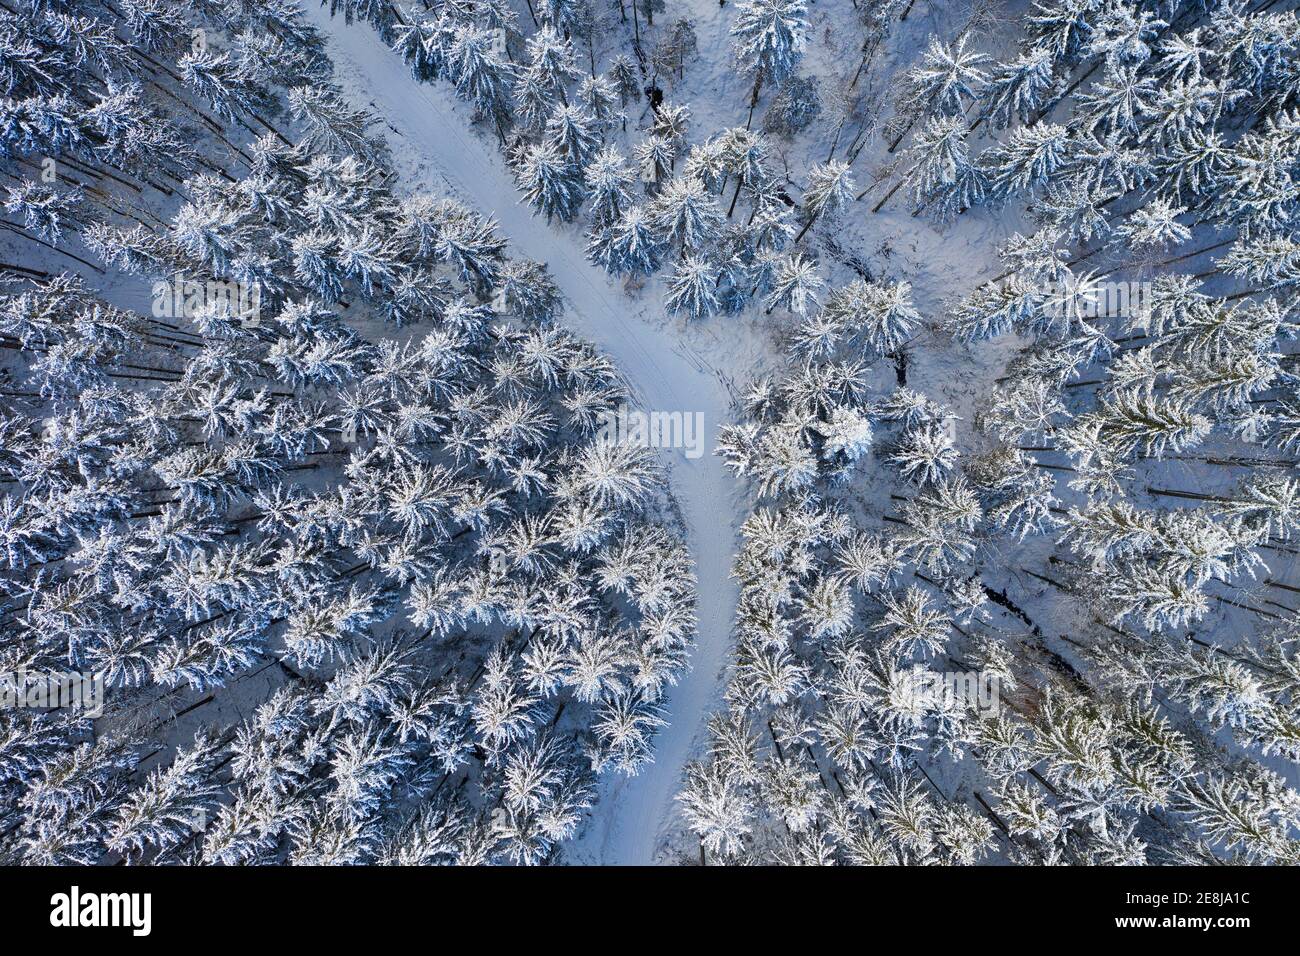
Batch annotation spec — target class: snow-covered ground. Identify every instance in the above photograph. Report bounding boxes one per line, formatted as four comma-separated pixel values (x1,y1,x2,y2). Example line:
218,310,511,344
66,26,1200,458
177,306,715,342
305,4,757,863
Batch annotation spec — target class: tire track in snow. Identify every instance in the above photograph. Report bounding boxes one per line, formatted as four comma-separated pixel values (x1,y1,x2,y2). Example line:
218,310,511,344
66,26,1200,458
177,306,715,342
307,8,742,864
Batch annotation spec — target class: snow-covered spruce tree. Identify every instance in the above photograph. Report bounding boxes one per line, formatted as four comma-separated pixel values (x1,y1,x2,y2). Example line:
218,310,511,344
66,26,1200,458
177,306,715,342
729,0,811,125
908,116,986,219
664,255,720,322
763,74,821,140
516,140,588,223
884,33,989,154
795,162,856,243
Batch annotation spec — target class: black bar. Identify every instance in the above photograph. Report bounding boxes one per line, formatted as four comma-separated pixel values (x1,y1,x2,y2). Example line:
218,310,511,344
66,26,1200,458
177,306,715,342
0,866,1279,942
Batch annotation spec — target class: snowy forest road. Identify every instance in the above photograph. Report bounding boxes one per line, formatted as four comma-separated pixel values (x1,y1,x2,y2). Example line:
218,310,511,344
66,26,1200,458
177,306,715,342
307,7,740,865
